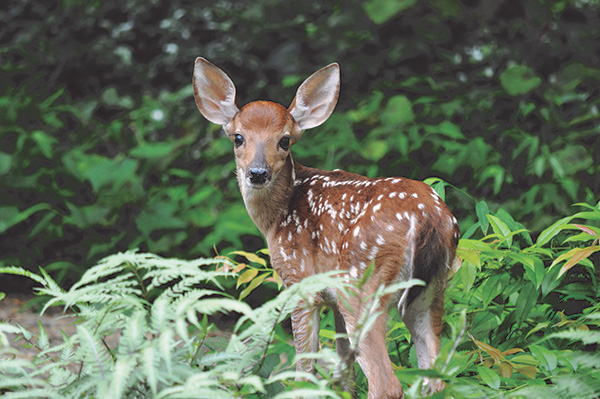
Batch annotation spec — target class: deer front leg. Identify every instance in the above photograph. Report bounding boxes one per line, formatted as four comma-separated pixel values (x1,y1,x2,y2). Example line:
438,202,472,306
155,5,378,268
291,300,321,377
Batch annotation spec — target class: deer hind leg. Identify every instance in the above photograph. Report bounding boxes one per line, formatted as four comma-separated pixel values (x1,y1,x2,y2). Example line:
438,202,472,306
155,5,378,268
331,305,356,398
337,290,403,399
291,300,321,377
402,277,446,394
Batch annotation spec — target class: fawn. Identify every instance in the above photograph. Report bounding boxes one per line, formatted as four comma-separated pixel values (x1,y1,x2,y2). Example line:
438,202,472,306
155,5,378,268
192,57,460,399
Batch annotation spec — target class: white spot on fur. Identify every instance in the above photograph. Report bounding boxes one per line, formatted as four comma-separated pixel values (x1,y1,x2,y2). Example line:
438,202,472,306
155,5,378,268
373,203,382,213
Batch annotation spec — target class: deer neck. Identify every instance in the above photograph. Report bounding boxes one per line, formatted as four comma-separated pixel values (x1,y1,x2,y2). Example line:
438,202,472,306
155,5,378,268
238,155,296,237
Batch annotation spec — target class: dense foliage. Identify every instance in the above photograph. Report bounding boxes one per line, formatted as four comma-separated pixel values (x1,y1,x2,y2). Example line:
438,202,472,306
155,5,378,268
1,0,599,397
1,0,599,284
1,199,599,397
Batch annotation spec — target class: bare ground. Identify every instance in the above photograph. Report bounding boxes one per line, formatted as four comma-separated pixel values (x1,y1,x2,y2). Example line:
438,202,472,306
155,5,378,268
1,292,79,361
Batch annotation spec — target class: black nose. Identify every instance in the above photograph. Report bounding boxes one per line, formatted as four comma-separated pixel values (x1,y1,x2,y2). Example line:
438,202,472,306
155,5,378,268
248,168,270,185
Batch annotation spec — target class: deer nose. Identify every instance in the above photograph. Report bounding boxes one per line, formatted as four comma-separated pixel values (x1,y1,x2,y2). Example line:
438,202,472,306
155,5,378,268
248,168,270,186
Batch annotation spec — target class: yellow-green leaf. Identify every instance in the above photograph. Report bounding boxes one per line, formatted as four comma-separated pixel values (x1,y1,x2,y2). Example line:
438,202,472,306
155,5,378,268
498,361,513,378
559,246,600,276
236,268,258,288
229,250,267,267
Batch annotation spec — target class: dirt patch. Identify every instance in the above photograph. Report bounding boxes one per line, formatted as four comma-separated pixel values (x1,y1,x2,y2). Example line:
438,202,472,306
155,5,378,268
1,293,78,361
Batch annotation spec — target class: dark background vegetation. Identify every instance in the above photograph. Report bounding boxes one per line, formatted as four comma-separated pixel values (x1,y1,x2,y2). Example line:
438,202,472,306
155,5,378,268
1,0,599,291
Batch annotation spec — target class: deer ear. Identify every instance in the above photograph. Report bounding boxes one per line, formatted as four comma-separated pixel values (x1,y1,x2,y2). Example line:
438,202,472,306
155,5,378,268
288,63,340,130
193,57,240,126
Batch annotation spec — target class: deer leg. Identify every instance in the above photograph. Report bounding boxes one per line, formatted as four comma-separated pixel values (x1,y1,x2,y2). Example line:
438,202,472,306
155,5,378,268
402,279,445,394
338,292,403,399
332,306,356,398
291,300,321,377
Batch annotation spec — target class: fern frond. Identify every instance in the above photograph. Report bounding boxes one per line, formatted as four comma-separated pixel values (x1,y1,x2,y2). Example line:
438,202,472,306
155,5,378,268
0,266,46,286
75,325,112,379
119,310,147,355
142,344,160,395
550,329,600,345
109,356,136,399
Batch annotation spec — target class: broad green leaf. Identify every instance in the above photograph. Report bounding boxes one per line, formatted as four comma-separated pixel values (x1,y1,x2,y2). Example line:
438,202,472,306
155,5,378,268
360,139,388,162
456,260,477,292
0,203,52,234
364,0,418,24
514,282,538,328
477,365,501,389
487,214,512,247
0,151,11,175
380,95,414,125
536,216,573,247
529,344,558,373
424,120,465,139
476,201,490,234
500,64,542,96
239,273,267,300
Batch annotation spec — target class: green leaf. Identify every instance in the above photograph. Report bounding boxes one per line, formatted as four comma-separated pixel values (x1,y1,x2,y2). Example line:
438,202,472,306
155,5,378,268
513,282,538,328
536,216,573,247
424,120,465,139
360,139,388,161
31,130,58,158
487,214,512,247
529,344,558,373
130,142,179,159
476,201,490,235
381,95,415,125
239,273,267,300
0,151,11,175
477,365,501,389
500,64,542,96
364,0,418,24
0,203,52,234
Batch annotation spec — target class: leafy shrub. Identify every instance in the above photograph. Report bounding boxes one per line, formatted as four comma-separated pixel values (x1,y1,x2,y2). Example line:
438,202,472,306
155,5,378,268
1,199,599,398
2,0,600,284
0,252,354,398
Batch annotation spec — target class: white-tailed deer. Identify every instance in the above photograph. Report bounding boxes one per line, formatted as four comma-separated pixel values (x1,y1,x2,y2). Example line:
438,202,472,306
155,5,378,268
193,57,460,399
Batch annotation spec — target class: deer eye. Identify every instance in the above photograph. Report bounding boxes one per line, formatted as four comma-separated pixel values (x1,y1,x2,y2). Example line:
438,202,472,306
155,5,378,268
279,136,291,151
234,134,244,148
